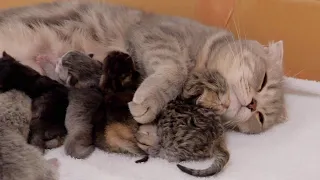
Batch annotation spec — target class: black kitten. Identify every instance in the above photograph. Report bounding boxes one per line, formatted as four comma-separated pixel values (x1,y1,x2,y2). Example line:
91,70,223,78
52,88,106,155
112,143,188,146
0,51,68,152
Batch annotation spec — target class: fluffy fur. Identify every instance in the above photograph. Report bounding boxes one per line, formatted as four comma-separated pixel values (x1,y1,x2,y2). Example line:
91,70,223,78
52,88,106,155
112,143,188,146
0,0,285,134
136,70,229,177
0,52,68,152
0,90,59,180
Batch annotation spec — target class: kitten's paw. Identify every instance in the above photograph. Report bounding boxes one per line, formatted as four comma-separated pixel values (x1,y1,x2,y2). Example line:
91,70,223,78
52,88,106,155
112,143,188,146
136,124,159,155
128,98,158,124
64,136,95,159
47,158,60,168
45,136,65,149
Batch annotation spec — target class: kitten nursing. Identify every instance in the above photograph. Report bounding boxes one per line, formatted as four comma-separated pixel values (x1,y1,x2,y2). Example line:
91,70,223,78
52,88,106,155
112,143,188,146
40,50,229,177
0,90,59,180
0,52,68,152
39,51,146,159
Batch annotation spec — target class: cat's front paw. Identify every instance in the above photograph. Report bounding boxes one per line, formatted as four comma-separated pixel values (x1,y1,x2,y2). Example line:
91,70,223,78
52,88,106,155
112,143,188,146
136,124,159,156
129,96,159,124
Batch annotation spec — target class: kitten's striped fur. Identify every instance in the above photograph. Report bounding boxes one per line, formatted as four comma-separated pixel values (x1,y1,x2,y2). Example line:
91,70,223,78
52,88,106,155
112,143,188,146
0,0,285,133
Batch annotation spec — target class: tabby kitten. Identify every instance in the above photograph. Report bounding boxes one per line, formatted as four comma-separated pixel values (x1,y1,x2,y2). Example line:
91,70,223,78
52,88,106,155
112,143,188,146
0,1,285,134
0,52,68,152
39,50,145,158
0,90,59,180
136,70,229,177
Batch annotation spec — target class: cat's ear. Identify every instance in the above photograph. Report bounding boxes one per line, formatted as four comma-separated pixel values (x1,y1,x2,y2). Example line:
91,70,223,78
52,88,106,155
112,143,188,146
265,40,284,65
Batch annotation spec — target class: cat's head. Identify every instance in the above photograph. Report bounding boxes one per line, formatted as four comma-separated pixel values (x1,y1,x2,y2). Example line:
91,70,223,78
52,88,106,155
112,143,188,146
0,51,39,91
182,70,230,116
55,51,102,88
204,39,285,133
99,51,140,93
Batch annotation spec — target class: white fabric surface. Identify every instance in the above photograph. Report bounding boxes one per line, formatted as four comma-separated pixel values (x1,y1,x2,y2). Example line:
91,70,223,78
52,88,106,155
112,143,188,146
45,77,320,180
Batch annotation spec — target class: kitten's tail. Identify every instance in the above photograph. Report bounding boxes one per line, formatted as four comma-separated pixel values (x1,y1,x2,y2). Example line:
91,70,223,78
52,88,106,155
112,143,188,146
177,141,229,177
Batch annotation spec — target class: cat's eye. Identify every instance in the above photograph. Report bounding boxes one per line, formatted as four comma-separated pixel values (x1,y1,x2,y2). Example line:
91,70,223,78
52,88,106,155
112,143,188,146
257,111,264,124
258,73,267,92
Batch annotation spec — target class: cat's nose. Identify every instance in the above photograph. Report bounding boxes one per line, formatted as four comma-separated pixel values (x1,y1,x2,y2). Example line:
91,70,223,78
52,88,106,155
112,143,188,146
246,99,257,111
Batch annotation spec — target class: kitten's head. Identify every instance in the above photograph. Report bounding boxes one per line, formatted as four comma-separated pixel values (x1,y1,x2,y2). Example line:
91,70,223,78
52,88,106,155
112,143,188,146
0,51,39,91
99,51,140,93
55,51,102,88
182,70,230,115
204,39,285,133
0,89,32,138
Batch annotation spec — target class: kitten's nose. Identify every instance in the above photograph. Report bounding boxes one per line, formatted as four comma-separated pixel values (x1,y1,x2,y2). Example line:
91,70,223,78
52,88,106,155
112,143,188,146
246,99,257,111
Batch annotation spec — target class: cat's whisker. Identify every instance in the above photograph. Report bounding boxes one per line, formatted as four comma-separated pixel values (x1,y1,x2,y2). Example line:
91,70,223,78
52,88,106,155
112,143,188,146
232,17,244,61
224,36,236,61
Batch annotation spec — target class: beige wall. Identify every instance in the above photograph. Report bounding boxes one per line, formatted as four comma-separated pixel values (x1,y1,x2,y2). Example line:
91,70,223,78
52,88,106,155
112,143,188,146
1,0,319,80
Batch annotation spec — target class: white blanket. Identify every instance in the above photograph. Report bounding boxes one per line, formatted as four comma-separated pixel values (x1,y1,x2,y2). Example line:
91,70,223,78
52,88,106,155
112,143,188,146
45,77,320,180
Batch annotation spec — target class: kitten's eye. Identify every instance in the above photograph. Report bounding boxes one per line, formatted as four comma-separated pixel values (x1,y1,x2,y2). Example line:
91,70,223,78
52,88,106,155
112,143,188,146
258,73,267,92
257,111,264,124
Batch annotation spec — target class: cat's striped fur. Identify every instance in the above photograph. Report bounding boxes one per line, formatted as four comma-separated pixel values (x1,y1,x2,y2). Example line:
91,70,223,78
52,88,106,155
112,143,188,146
0,0,285,133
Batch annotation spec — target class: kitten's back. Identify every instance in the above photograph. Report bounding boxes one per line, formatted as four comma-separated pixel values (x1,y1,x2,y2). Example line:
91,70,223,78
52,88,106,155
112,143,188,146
0,90,58,180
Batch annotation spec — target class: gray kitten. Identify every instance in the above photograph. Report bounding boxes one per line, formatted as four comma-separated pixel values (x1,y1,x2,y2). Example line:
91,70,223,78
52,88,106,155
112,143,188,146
136,70,229,177
0,90,59,180
37,51,103,158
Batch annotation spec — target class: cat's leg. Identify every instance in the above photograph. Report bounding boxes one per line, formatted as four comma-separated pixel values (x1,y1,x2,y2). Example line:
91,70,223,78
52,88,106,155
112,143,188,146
64,114,95,159
136,124,160,156
64,89,101,159
129,65,187,123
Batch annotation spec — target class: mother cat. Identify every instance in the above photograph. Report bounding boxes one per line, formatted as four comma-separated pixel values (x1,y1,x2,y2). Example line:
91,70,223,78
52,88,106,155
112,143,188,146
0,0,285,133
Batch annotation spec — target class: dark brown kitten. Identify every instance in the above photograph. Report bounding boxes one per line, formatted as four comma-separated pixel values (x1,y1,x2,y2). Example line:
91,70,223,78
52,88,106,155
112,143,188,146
0,51,68,152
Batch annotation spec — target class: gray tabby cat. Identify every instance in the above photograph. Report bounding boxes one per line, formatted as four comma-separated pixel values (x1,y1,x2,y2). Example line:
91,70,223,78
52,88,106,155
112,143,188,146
0,90,59,180
0,0,285,134
137,70,229,177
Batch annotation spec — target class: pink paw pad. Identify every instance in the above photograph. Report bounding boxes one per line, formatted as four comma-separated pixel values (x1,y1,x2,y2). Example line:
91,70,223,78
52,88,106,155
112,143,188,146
47,158,60,168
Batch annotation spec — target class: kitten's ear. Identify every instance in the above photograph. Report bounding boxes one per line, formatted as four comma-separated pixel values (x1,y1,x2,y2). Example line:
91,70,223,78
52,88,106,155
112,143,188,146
266,40,284,64
88,53,94,58
1,51,15,61
66,75,78,87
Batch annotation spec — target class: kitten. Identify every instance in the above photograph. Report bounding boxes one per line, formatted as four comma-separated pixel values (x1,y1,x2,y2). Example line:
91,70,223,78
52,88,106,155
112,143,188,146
40,50,145,158
95,52,145,157
136,70,229,177
0,51,68,152
0,90,59,180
